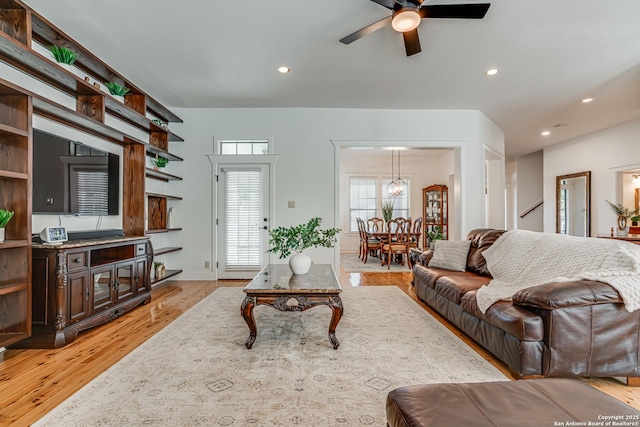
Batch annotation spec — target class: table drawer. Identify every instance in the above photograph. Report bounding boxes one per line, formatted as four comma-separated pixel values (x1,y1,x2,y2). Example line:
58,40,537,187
67,251,88,271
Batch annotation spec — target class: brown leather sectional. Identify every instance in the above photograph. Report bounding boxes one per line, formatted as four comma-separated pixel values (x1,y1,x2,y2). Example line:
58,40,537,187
412,228,640,383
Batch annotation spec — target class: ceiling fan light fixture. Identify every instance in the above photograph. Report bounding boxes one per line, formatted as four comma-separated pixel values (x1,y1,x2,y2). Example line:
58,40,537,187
391,8,421,33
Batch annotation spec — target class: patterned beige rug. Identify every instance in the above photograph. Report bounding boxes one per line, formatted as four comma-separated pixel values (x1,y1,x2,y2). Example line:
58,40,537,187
341,253,412,272
34,286,508,426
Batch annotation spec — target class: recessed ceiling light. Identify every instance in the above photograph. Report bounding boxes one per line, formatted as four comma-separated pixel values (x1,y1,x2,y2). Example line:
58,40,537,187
581,97,594,103
484,68,499,76
277,66,291,74
541,131,551,136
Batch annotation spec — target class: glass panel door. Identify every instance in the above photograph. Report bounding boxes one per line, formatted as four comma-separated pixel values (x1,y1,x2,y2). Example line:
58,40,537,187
92,266,112,310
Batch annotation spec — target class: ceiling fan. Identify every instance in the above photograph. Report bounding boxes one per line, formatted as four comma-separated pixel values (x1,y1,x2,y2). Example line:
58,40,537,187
339,1,490,57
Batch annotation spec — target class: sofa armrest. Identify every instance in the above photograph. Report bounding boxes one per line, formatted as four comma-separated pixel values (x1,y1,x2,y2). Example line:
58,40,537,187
513,280,623,310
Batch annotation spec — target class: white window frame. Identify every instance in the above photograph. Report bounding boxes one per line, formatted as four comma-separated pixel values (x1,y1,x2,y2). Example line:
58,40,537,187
347,175,411,232
214,136,273,155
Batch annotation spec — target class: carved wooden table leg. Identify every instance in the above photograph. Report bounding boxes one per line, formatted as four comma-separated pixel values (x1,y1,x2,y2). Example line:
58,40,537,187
241,295,257,349
327,295,343,349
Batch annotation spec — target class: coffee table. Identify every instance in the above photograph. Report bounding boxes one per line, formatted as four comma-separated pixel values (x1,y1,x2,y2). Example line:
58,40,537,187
241,264,343,349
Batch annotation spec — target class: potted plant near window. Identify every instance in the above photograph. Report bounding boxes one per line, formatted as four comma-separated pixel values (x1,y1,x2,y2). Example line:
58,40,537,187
267,217,340,275
0,209,14,243
104,81,130,103
382,200,394,223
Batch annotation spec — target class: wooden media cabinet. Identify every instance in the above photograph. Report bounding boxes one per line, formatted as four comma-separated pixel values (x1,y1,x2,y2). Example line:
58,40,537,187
15,237,153,348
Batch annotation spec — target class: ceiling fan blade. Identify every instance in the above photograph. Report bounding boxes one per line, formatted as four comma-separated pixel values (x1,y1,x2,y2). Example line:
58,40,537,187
369,0,397,9
402,29,421,56
340,16,392,45
420,3,490,19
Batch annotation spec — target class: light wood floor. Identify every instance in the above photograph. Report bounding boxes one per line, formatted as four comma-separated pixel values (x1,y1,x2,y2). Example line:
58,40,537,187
0,269,638,426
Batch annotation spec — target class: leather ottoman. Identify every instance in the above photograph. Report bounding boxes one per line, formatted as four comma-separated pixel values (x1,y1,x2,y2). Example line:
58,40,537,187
386,379,640,427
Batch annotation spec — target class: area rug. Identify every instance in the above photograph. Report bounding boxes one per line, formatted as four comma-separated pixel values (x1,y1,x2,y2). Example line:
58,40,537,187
341,253,412,273
34,286,508,426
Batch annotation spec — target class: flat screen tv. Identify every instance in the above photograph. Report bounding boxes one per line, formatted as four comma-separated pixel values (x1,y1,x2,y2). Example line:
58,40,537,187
32,129,119,216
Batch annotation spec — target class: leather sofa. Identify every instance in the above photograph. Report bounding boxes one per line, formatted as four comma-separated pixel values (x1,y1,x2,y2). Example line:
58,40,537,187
412,228,640,384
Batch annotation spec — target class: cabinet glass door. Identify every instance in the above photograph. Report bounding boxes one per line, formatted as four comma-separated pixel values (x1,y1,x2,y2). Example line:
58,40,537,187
92,266,113,310
116,262,134,300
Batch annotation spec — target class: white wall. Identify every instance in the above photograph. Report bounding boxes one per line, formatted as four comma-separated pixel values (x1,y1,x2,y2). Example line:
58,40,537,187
515,150,544,232
543,118,640,235
170,108,504,279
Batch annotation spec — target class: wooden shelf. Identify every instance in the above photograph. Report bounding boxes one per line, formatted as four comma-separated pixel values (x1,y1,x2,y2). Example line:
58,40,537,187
145,145,183,162
0,31,185,144
29,11,183,124
145,168,182,182
145,228,183,234
0,281,28,296
146,192,182,200
151,269,182,285
153,246,182,256
0,170,28,180
0,122,28,137
0,240,29,249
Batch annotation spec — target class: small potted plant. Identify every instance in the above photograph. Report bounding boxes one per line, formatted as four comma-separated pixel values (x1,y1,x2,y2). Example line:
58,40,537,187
0,209,14,243
153,261,165,280
267,217,340,275
104,81,130,103
153,155,168,170
606,200,638,236
427,225,444,249
382,200,394,223
48,45,77,72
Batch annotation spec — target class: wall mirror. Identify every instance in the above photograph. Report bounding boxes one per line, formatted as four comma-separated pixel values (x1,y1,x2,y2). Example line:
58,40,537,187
556,171,591,237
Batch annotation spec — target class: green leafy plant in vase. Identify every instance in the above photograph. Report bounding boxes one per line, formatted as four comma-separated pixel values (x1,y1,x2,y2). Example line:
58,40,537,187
48,45,77,67
0,209,15,243
104,81,130,102
382,200,394,223
153,156,168,169
267,217,340,275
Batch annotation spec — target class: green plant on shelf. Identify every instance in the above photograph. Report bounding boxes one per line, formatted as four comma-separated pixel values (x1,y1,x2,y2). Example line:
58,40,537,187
48,45,77,65
104,81,130,96
0,209,14,228
153,156,169,168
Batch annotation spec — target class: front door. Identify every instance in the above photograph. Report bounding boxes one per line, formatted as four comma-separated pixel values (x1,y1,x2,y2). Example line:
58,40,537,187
216,164,270,279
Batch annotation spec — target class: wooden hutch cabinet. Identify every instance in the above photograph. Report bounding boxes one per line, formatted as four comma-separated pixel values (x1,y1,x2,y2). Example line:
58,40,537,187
423,184,448,248
22,237,152,348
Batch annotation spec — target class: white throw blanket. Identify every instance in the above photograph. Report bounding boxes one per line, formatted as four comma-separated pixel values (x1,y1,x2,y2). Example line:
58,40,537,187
476,230,640,313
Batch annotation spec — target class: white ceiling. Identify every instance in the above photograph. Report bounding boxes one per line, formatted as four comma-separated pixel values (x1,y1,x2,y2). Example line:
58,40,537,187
24,0,640,157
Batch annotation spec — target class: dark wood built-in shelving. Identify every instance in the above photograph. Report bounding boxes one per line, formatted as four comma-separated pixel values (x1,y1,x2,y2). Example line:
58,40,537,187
153,247,183,256
145,168,183,182
151,269,182,286
0,0,185,347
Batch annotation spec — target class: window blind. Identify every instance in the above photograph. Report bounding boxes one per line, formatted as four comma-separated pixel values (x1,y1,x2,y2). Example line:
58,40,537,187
72,169,109,215
224,170,262,268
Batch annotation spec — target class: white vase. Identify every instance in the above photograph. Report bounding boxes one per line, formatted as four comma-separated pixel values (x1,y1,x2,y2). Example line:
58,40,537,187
0,227,4,243
289,252,311,275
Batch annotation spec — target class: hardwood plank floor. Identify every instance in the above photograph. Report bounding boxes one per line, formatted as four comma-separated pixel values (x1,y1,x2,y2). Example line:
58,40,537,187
0,271,638,426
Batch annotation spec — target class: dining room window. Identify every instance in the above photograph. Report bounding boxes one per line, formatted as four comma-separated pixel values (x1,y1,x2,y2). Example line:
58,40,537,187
349,178,377,232
349,177,411,232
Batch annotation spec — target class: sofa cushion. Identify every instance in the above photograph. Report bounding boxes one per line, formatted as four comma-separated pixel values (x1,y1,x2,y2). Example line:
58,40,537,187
460,290,544,341
428,240,472,271
413,265,474,290
465,228,506,277
434,275,490,304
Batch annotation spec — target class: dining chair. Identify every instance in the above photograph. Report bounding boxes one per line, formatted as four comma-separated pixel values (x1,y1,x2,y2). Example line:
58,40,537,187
380,218,411,269
367,217,385,233
356,217,366,260
410,217,423,249
362,218,381,263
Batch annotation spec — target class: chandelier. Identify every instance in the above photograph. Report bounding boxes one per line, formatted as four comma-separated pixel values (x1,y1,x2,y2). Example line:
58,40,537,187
388,150,407,196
